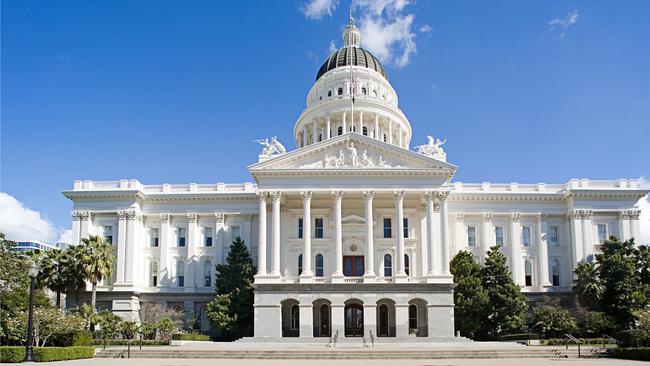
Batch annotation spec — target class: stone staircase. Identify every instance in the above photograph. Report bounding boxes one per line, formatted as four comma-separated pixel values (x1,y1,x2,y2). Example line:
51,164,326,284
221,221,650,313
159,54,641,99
94,346,611,359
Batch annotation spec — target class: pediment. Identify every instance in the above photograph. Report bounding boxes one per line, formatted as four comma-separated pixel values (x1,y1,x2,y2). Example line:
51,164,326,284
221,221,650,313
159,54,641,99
249,133,456,177
341,214,365,225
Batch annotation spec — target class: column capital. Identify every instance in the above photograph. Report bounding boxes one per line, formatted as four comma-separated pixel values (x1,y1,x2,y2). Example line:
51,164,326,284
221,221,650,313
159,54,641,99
300,190,313,201
362,190,374,201
393,190,406,201
332,190,344,200
126,209,142,221
269,191,282,202
424,190,436,201
187,213,198,223
160,213,171,223
433,204,441,213
256,191,268,201
214,213,225,223
511,212,521,222
72,210,90,221
117,210,129,220
435,191,450,201
483,212,493,222
456,212,466,221
627,209,641,220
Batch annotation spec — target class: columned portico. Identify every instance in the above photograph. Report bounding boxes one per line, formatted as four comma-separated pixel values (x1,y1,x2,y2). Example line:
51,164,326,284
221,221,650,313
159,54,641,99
332,191,344,279
394,190,407,278
256,192,267,276
270,191,282,276
363,190,375,278
300,191,314,279
425,191,437,276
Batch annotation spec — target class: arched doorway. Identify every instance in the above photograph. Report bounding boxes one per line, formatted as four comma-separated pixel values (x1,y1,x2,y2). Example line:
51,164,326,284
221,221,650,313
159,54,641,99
312,299,331,337
376,299,396,337
281,299,299,337
344,303,363,337
408,298,428,337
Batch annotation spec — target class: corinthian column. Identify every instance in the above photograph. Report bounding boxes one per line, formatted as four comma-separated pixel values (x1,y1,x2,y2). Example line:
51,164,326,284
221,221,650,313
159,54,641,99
438,191,450,274
300,191,313,278
256,192,267,276
363,191,375,277
510,213,523,286
537,214,551,287
332,191,344,278
270,191,282,276
394,190,406,277
424,191,437,276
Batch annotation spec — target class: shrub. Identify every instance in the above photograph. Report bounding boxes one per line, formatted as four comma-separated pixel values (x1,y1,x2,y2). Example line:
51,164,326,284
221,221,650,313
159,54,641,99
31,346,94,362
612,347,650,361
499,333,539,341
617,329,650,348
531,307,578,339
172,333,211,341
0,347,25,363
540,337,617,346
581,312,616,337
50,330,92,347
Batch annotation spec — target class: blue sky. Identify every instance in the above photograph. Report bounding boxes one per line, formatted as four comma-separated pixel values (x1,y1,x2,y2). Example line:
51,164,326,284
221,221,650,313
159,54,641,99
1,0,649,243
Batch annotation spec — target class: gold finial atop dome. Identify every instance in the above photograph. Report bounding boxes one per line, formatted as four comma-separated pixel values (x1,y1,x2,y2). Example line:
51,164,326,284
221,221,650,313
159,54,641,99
343,9,360,47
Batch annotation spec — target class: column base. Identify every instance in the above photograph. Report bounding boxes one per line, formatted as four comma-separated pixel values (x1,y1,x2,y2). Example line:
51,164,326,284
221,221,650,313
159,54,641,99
330,273,344,284
299,274,314,283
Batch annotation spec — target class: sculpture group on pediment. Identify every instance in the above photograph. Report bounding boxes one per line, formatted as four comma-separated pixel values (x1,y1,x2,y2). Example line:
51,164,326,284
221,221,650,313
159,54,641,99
415,135,446,159
301,141,404,169
255,136,287,157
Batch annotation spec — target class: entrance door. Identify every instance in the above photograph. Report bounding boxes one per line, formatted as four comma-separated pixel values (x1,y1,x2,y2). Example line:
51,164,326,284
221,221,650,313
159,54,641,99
319,304,330,337
345,304,364,337
378,304,389,337
343,256,364,276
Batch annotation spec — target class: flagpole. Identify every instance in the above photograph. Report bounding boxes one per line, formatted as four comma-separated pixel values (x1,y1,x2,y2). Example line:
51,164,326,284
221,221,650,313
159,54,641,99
349,10,354,134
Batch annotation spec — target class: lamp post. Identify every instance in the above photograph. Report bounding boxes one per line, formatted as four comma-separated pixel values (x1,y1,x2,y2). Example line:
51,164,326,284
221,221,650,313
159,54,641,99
25,262,38,362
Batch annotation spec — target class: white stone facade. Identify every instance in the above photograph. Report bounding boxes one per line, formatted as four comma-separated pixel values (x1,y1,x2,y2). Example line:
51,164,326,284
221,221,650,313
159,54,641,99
63,19,648,341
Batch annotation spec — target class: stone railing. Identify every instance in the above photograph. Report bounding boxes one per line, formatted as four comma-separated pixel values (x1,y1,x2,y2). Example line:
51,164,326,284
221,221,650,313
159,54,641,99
451,179,641,194
72,180,256,193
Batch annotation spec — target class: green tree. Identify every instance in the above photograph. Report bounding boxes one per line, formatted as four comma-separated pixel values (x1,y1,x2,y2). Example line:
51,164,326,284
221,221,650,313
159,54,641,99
119,320,140,357
94,310,122,349
74,303,95,330
573,262,603,310
598,237,647,328
157,317,176,343
75,235,114,312
206,237,255,338
450,251,489,338
481,246,527,338
636,245,650,299
531,307,577,339
38,249,84,313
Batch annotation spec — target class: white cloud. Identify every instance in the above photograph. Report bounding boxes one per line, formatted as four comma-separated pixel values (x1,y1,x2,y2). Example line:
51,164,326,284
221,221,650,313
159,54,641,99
638,177,650,246
353,0,418,68
301,0,339,20
0,193,70,245
58,229,73,245
548,10,579,38
419,24,433,33
328,40,338,53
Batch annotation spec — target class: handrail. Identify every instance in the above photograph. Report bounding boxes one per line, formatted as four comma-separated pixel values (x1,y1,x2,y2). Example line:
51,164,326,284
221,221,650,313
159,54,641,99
602,334,621,348
563,334,582,358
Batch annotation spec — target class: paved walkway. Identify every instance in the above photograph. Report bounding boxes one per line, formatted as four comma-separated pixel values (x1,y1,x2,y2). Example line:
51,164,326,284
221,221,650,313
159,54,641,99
21,358,644,366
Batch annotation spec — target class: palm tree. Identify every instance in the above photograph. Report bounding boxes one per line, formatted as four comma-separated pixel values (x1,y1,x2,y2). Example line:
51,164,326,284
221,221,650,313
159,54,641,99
573,261,603,310
39,249,68,312
76,235,114,312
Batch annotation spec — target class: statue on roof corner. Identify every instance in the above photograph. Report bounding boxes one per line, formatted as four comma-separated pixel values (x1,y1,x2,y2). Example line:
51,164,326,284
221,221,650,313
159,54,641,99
415,135,447,159
255,136,287,158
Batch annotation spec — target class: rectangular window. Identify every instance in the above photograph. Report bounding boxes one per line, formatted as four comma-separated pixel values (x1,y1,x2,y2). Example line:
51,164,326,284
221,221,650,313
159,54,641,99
103,225,113,244
178,276,184,287
467,226,477,247
522,227,531,247
231,225,240,241
550,226,559,247
525,274,532,286
403,218,409,239
597,224,607,243
383,218,392,238
495,226,504,247
152,275,157,287
315,218,324,238
150,228,159,247
177,227,186,247
204,227,213,247
298,218,303,239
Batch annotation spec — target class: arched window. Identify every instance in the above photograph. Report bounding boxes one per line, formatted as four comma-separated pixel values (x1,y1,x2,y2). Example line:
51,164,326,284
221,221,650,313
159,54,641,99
362,127,368,136
524,260,533,286
373,90,377,97
176,260,185,287
383,134,387,142
551,260,560,286
408,304,418,331
337,87,343,95
383,254,392,277
338,126,343,135
315,254,324,277
318,134,322,142
204,261,212,287
404,254,410,276
362,87,367,95
290,304,300,330
150,260,158,287
327,90,332,97
298,254,303,275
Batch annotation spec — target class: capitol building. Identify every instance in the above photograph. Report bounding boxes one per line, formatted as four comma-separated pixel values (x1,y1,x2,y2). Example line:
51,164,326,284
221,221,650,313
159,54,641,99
64,19,648,341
